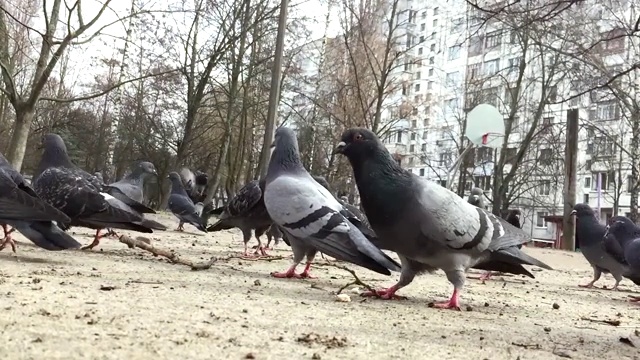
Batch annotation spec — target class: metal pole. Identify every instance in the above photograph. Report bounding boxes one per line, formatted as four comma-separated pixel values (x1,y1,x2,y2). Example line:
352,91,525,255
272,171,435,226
258,0,289,178
446,142,474,189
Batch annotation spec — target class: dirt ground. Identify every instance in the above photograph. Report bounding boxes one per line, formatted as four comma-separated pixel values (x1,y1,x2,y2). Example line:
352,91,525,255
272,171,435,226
0,212,638,360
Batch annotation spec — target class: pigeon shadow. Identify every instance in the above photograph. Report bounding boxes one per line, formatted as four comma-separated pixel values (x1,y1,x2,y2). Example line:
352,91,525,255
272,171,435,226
171,230,206,236
0,251,68,265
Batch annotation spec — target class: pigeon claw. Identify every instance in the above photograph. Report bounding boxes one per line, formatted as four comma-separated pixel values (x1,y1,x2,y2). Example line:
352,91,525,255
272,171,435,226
578,282,597,289
361,286,406,300
0,234,17,253
82,229,105,250
629,296,640,303
271,270,302,279
429,289,461,311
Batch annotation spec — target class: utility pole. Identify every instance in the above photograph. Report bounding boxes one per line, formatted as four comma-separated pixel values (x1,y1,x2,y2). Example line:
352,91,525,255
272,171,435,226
258,0,289,178
562,109,579,251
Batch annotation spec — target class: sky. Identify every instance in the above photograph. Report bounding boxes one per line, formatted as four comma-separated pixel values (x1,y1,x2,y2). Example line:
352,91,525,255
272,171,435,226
47,0,343,92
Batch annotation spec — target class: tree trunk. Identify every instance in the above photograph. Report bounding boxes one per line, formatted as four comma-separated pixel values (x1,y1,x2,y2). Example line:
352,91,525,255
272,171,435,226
630,112,640,222
6,106,35,171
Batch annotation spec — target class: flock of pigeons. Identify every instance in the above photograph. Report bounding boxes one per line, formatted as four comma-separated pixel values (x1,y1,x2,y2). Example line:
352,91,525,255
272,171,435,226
1,128,638,309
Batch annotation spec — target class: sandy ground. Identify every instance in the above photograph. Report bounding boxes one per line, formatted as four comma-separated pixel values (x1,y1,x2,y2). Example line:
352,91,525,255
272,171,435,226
0,212,639,360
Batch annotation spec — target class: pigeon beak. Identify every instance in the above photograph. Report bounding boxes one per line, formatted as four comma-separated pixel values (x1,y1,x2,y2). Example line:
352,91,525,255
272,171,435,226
569,210,577,216
603,225,610,238
333,141,347,155
471,195,478,201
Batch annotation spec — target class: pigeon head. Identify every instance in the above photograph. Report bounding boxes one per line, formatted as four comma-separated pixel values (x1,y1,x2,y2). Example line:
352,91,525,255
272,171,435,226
570,203,595,218
138,161,157,176
467,187,485,207
267,127,304,174
167,172,181,183
38,133,73,173
605,216,636,243
334,128,383,159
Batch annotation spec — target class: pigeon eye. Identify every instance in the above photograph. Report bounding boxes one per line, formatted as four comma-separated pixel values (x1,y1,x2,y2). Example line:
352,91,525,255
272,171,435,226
354,133,364,141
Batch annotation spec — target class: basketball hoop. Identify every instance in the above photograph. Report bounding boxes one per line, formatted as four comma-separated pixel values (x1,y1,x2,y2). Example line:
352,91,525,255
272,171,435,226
481,132,504,145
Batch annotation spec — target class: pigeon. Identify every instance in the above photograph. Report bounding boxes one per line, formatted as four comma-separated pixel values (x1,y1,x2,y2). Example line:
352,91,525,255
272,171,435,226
0,153,82,252
179,168,208,204
505,209,522,229
167,172,207,232
571,204,626,290
334,127,552,309
265,224,283,249
263,127,401,279
94,171,104,184
602,216,640,302
467,187,485,208
108,161,157,204
206,179,274,257
32,134,166,250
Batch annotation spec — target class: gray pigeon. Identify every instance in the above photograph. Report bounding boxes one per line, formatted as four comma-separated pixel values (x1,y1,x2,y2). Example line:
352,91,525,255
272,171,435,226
0,153,82,252
167,172,207,232
335,128,552,310
263,127,401,279
467,187,485,208
602,216,640,301
33,134,165,250
571,204,626,290
94,171,104,184
108,161,157,203
265,224,283,249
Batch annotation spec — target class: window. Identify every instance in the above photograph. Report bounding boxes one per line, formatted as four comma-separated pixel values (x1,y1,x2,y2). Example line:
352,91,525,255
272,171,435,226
589,101,620,121
541,117,553,132
415,84,421,92
591,171,615,191
433,7,439,15
421,143,427,151
504,147,517,164
445,71,460,85
433,19,438,27
538,148,552,164
427,81,433,89
428,68,434,76
410,144,415,152
584,176,591,188
411,131,417,140
583,194,589,204
536,212,549,228
475,147,493,163
589,136,615,156
438,152,452,167
484,31,502,49
396,130,402,143
628,175,637,192
447,45,461,60
538,180,551,195
419,168,425,176
421,11,426,19
601,28,626,53
430,44,436,52
420,35,425,43
484,59,500,76
474,175,491,191
420,23,426,31
418,47,424,55
429,57,434,64
548,85,558,102
452,17,463,32
438,180,447,187
415,72,421,79
411,120,417,128
444,98,459,113
467,63,481,79
469,36,483,56
509,31,518,44
508,57,522,72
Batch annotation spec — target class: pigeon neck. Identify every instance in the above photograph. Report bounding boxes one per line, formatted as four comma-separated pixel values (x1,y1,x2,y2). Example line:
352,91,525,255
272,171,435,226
350,148,413,225
125,169,149,183
267,144,305,179
37,146,74,175
170,179,189,197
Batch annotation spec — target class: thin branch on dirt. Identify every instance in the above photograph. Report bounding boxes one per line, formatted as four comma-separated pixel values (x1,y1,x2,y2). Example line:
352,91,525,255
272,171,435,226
118,235,217,271
314,262,375,294
511,342,541,349
579,317,621,327
224,255,287,262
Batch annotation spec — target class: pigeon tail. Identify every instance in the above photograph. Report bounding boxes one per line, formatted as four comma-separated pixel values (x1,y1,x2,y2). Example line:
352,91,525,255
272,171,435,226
489,246,553,273
137,217,167,231
206,218,234,232
106,187,156,214
209,206,226,216
11,221,82,250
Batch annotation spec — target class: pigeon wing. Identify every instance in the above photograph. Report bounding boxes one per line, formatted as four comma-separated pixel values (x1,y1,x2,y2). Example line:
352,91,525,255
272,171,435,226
265,174,400,272
0,172,71,223
603,233,628,264
226,180,263,217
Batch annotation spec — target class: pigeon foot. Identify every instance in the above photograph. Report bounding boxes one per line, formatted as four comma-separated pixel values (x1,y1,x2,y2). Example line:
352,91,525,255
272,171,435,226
430,289,461,311
82,229,106,250
578,281,597,288
0,234,17,253
361,285,406,300
298,262,316,279
629,296,640,303
479,271,494,281
271,270,302,279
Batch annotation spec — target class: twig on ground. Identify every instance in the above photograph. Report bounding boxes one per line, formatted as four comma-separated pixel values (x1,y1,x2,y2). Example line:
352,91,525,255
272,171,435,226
579,317,621,326
118,235,217,271
511,342,541,349
314,262,375,294
224,255,287,262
